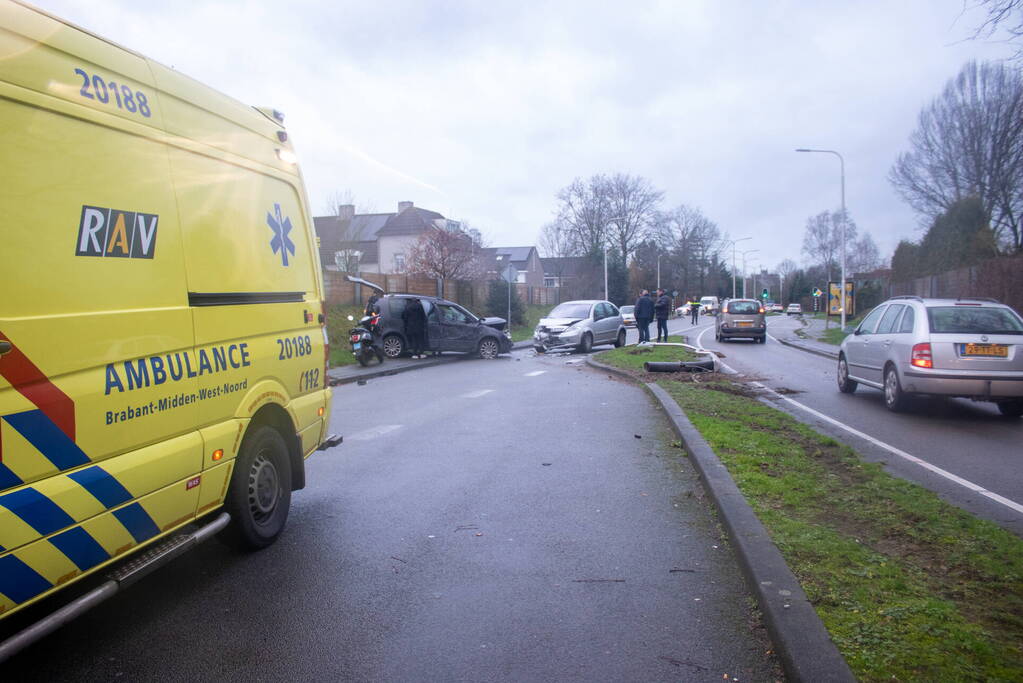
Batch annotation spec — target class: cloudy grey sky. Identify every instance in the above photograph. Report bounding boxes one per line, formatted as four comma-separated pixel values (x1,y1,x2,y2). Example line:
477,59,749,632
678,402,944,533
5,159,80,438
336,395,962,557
36,0,1015,270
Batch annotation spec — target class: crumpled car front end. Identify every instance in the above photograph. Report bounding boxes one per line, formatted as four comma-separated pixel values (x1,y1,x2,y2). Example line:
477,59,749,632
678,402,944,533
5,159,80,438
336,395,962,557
533,317,586,351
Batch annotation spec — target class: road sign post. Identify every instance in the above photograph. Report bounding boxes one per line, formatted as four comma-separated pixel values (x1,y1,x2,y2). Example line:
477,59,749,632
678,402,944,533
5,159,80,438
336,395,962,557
502,265,518,329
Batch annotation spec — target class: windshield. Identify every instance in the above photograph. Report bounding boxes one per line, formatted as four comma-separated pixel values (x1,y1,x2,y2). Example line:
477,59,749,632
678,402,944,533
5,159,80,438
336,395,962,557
548,303,591,319
620,305,634,313
927,306,1023,334
700,297,715,305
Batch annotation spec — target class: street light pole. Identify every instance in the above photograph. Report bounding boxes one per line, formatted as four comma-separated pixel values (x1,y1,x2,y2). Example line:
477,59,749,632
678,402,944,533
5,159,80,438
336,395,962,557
728,237,751,299
796,148,847,330
740,249,759,298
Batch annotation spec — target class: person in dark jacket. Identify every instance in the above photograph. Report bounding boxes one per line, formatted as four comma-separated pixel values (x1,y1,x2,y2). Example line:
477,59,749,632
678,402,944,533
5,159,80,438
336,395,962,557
401,298,428,358
364,293,380,316
634,290,654,343
654,289,671,342
689,297,700,325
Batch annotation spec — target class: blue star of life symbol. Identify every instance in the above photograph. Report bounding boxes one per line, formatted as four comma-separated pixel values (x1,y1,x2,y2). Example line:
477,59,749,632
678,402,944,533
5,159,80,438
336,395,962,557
267,203,296,266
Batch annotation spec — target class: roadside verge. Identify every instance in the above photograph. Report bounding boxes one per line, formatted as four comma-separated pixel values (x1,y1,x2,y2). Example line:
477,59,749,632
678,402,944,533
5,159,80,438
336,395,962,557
587,355,854,682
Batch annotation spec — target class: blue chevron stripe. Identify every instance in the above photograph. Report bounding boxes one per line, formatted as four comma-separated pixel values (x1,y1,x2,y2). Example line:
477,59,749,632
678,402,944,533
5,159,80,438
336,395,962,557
0,487,74,536
49,526,110,572
112,503,159,544
0,553,53,604
3,410,90,472
68,466,132,509
0,462,21,490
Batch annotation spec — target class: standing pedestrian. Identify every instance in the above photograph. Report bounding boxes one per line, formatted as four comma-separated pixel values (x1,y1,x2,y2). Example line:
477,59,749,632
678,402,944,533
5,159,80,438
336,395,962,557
654,288,671,342
402,297,428,358
364,293,380,317
634,289,654,343
689,297,700,325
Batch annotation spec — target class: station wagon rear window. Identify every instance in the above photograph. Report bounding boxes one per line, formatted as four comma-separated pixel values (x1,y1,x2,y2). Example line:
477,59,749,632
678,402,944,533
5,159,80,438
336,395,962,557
727,301,760,314
926,307,1023,334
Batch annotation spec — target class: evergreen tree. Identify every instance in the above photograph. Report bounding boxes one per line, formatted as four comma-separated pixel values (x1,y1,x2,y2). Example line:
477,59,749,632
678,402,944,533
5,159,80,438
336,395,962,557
485,279,525,326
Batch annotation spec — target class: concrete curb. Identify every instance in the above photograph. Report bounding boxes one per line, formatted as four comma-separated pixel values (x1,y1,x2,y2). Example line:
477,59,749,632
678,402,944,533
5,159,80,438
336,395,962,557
586,356,855,683
328,340,534,386
774,336,840,360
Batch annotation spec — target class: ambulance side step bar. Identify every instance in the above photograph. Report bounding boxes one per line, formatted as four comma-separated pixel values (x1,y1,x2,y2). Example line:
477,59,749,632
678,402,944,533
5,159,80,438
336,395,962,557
0,512,231,663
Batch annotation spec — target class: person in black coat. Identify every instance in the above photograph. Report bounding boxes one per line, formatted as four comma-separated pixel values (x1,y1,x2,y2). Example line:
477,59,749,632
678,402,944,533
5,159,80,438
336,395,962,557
633,290,654,343
401,298,428,358
654,289,671,342
364,293,380,316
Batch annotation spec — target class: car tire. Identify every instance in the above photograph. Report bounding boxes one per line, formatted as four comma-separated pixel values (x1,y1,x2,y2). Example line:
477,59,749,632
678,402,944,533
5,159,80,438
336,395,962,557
757,335,766,344
883,365,909,412
533,345,545,354
382,334,405,359
478,337,500,359
614,330,626,348
220,425,291,550
996,399,1023,418
578,333,593,354
837,354,857,394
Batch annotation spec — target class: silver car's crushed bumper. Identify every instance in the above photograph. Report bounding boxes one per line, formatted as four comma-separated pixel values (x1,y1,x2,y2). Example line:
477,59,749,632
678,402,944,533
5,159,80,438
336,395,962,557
534,332,580,351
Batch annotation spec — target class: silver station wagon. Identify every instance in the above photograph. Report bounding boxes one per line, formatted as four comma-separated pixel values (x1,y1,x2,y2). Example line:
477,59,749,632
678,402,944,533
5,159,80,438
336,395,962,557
837,296,1023,416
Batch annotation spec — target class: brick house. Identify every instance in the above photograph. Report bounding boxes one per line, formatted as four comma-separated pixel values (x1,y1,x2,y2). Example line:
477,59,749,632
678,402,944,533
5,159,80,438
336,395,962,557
314,201,460,274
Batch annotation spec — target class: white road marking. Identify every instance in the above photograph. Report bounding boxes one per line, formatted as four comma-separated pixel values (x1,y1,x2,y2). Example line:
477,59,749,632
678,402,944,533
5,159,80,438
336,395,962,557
693,327,1023,517
524,370,546,377
461,389,495,399
347,424,402,441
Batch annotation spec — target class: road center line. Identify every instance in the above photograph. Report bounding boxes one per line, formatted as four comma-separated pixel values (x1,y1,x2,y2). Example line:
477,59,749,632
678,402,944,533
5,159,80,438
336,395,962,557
461,389,494,399
524,371,546,377
348,424,402,441
694,323,1023,517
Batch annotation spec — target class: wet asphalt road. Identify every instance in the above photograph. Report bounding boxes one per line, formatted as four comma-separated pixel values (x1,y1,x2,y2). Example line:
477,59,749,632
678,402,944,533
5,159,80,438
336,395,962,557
3,345,780,681
693,315,1023,537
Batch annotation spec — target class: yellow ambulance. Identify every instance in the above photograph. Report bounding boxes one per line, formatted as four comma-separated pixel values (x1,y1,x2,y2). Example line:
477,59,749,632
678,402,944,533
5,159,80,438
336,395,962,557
0,0,339,654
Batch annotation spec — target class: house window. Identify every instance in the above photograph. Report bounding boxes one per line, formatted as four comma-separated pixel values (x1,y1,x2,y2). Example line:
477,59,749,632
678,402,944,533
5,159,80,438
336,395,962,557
544,277,558,287
393,253,406,273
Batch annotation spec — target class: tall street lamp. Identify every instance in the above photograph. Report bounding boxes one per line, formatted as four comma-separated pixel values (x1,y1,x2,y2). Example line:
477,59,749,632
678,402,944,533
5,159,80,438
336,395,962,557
740,248,759,298
796,148,847,330
726,237,751,298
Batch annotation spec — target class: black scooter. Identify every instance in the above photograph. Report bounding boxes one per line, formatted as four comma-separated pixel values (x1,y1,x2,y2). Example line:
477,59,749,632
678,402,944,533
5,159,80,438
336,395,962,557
347,313,385,366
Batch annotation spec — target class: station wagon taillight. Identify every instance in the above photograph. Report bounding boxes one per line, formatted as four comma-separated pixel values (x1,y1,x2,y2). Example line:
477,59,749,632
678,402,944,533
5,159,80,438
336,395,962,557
911,343,932,368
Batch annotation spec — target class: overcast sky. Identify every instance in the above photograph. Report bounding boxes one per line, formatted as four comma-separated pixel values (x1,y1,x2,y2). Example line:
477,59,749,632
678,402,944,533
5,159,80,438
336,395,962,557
36,0,1016,271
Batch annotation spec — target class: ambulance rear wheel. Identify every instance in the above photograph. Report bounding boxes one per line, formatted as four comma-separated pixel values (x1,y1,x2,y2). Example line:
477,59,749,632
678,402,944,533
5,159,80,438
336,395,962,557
221,425,292,550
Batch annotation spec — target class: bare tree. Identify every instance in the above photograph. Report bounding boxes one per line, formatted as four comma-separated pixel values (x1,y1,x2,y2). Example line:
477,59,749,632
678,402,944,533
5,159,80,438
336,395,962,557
847,233,884,275
889,60,1023,252
801,210,859,281
968,0,1023,61
405,227,483,280
604,173,663,261
776,258,799,305
554,176,612,257
538,218,576,287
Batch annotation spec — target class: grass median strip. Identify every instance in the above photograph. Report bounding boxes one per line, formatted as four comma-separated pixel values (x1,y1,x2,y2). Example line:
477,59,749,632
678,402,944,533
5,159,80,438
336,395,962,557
597,344,1023,682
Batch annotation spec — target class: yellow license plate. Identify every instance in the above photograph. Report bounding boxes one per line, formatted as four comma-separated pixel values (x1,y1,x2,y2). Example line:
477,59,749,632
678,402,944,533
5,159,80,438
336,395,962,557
737,321,753,327
962,343,1008,357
